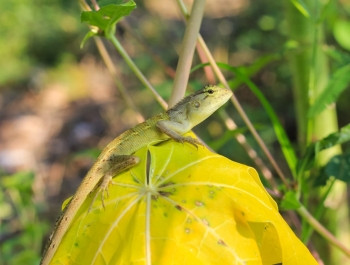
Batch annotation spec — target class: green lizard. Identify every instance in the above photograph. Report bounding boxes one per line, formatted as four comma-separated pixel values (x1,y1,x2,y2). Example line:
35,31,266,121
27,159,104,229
41,85,232,265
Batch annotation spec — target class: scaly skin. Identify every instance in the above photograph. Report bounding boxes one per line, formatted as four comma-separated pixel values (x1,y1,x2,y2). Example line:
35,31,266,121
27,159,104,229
41,85,232,265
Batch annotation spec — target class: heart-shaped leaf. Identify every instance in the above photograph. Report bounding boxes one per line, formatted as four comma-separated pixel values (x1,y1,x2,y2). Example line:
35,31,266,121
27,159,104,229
51,139,317,265
81,0,136,42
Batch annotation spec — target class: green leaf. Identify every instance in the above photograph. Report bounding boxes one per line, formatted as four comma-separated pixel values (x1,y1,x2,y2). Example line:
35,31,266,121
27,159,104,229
81,0,136,38
98,0,125,7
297,123,350,175
333,19,350,51
324,153,350,183
325,47,350,66
280,191,301,210
313,169,331,187
316,123,350,151
1,171,34,191
308,64,350,117
290,0,311,18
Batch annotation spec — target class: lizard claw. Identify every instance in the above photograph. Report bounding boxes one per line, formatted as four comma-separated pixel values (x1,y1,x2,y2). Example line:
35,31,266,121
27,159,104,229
88,175,113,212
88,155,139,212
182,136,202,149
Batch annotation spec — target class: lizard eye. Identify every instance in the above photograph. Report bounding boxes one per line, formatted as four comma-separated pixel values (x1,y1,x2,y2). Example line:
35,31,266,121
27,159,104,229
207,89,214,94
193,101,200,108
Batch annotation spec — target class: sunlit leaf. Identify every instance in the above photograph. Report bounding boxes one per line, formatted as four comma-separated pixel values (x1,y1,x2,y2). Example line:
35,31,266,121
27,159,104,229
308,64,350,118
51,139,317,265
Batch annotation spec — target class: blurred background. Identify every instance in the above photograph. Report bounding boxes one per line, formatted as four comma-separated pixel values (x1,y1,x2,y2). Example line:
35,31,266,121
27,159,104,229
0,0,349,264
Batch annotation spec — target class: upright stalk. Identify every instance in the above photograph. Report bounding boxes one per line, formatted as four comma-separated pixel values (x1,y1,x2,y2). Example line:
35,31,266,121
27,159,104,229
169,0,206,107
286,1,348,263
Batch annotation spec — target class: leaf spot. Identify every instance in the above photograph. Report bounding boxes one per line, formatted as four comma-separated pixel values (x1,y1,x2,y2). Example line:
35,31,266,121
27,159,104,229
195,200,204,207
217,239,227,247
202,218,210,226
159,181,175,188
159,191,172,197
175,205,182,211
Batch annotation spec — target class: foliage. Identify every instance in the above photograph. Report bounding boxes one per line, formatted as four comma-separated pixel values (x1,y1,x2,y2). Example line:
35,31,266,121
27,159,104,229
81,1,136,38
297,123,350,178
2,0,350,264
51,139,317,265
0,172,48,265
0,0,83,86
308,64,350,118
44,0,350,263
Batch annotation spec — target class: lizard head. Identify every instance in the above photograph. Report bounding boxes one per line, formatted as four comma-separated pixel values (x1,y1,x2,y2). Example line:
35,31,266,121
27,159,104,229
168,85,232,127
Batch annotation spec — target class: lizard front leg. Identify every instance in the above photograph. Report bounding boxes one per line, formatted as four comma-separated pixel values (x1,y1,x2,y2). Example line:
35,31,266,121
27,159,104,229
156,120,202,147
90,154,140,210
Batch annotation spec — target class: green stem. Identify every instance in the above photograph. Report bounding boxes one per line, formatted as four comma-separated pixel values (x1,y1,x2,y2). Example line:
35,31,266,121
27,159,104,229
93,37,144,123
297,205,350,258
108,35,168,109
169,0,207,107
302,178,335,242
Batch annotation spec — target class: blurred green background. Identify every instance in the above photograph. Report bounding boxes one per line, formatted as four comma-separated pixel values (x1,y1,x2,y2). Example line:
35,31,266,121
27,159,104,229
0,0,349,264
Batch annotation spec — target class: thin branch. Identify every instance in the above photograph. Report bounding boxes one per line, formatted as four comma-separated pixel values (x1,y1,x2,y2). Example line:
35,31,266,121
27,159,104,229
175,0,283,191
93,38,144,123
196,41,216,84
195,35,276,190
80,0,144,122
219,111,277,191
80,0,168,110
197,35,290,188
297,206,350,258
120,21,176,79
108,36,168,109
176,0,350,258
169,0,207,107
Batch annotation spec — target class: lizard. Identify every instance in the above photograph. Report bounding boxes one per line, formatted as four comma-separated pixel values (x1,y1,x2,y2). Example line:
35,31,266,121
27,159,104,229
41,85,232,265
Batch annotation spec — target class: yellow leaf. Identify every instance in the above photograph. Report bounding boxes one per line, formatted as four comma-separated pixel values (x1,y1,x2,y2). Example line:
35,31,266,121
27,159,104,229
51,138,318,265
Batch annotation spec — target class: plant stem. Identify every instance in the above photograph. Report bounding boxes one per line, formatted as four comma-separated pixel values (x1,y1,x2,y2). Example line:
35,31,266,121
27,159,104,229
198,35,290,188
80,0,145,122
93,37,144,123
219,111,277,190
302,178,335,242
297,205,350,258
176,0,289,190
109,35,167,109
286,2,348,262
169,0,206,107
